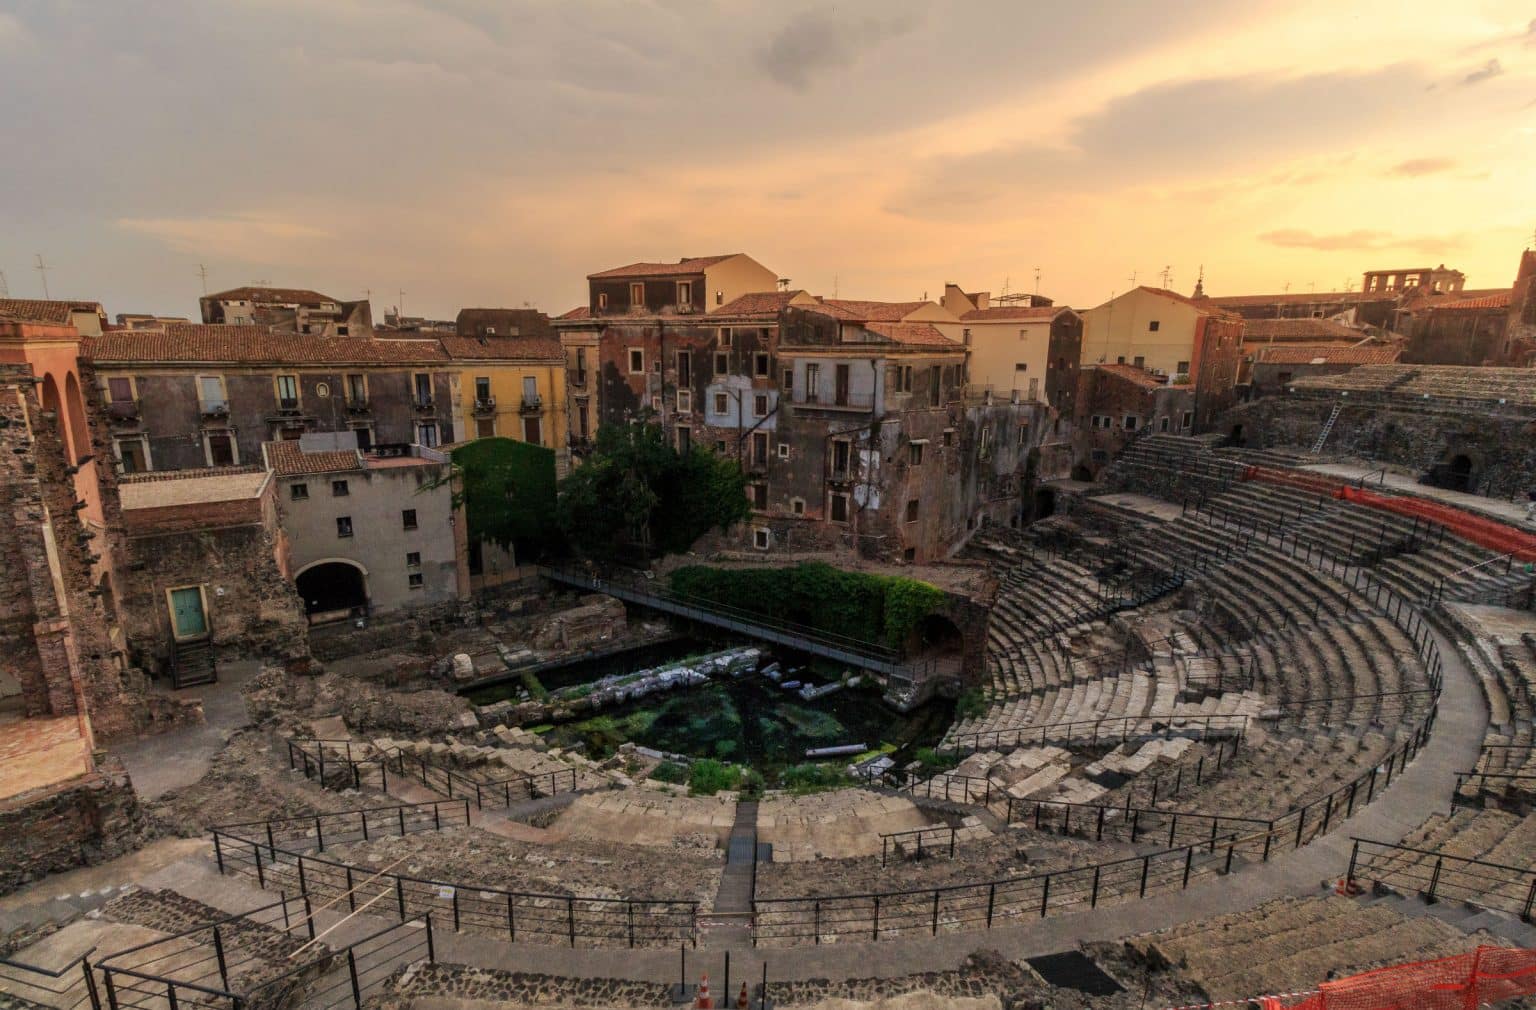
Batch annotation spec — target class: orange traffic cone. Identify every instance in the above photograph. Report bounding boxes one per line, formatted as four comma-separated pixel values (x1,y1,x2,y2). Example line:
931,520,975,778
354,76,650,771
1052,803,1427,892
737,982,750,1009
695,973,713,1010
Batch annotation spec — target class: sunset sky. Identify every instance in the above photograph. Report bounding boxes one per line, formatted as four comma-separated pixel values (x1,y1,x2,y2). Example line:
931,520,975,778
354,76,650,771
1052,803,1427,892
3,1,1534,319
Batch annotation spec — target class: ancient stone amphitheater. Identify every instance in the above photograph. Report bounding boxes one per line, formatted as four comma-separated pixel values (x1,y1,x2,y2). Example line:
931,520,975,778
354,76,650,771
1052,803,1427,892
3,435,1535,1010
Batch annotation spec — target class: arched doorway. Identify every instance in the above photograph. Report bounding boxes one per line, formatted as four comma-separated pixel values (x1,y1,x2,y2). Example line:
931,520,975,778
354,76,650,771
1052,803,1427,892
295,560,369,622
39,373,63,440
1227,423,1245,447
1071,464,1094,483
909,613,965,680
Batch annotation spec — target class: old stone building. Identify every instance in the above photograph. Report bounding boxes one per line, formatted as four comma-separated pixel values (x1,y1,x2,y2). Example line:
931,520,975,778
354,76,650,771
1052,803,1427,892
1246,344,1402,398
454,308,554,341
199,285,372,336
263,436,468,622
939,284,1082,414
85,325,458,471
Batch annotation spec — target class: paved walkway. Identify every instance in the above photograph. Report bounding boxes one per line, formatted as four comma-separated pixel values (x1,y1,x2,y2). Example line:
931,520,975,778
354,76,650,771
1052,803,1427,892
1302,462,1534,527
109,659,260,800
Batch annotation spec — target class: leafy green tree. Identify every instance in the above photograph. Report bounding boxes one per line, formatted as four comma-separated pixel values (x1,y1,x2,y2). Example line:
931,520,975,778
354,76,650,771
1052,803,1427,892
556,415,749,562
428,438,558,558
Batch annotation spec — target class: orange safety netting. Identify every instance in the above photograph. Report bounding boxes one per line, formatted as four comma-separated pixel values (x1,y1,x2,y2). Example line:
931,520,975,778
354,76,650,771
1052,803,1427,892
1285,946,1536,1010
1241,465,1536,562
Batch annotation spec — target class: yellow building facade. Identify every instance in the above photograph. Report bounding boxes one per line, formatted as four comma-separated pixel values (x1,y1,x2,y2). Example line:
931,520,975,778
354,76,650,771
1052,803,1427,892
441,337,570,471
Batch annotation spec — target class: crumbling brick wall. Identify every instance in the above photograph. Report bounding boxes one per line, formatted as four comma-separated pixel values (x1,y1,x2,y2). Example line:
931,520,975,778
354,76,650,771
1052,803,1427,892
0,755,144,896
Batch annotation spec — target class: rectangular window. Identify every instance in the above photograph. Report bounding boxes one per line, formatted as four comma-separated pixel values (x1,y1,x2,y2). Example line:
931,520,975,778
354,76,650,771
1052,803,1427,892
107,376,133,402
705,392,725,416
402,509,418,530
777,442,790,459
198,375,227,413
1159,416,1170,432
290,482,309,501
715,440,726,454
753,528,769,550
408,552,422,567
782,368,793,391
791,498,804,515
413,373,433,406
523,416,542,445
336,516,353,538
332,479,349,496
962,328,971,345
1116,356,1126,365
475,376,492,403
676,389,692,413
719,327,732,348
676,282,691,306
751,483,768,510
1176,360,1189,374
574,346,588,385
650,395,661,411
118,438,147,473
276,374,299,408
754,393,768,417
1124,415,1138,431
629,349,645,374
676,351,691,385
1148,320,1160,332
1133,356,1145,369
832,440,851,475
1181,411,1194,430
417,423,438,447
676,426,691,453
829,492,849,523
346,373,367,403
408,572,424,589
751,432,769,465
353,425,374,451
1015,362,1028,372
714,352,729,375
476,417,496,438
629,282,645,306
207,432,235,467
835,363,851,405
909,442,924,465
905,499,919,523
597,292,608,310
754,352,769,377
897,365,913,393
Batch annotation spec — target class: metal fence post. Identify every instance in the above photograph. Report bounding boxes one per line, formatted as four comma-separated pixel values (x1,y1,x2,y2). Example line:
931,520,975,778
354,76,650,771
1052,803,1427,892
213,926,230,992
347,948,362,1008
426,912,436,962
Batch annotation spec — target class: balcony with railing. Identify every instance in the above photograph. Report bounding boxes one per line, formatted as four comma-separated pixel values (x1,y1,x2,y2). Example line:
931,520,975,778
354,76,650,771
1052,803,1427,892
791,389,875,411
106,399,140,424
276,396,301,413
345,397,371,414
412,397,436,414
520,395,543,414
198,397,230,418
472,397,497,415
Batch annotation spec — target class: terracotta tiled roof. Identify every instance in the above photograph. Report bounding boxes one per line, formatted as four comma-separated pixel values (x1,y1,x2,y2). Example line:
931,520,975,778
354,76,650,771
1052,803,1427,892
861,322,959,348
1241,318,1365,342
1135,286,1237,317
556,306,591,321
1421,290,1513,312
262,441,362,477
1096,363,1171,389
714,291,806,316
85,324,447,364
823,299,932,322
0,298,105,324
206,286,336,305
439,335,563,361
1204,291,1384,308
959,306,1071,322
587,255,739,279
1255,345,1402,365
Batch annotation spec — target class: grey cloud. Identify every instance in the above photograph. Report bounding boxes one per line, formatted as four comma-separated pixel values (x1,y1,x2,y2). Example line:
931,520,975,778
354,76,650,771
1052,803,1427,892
1389,157,1457,177
1260,229,1462,254
1463,58,1503,85
757,9,923,90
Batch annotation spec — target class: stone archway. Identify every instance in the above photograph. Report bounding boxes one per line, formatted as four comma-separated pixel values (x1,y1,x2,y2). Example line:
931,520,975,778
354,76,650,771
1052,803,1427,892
1071,464,1094,483
62,372,90,464
294,559,370,621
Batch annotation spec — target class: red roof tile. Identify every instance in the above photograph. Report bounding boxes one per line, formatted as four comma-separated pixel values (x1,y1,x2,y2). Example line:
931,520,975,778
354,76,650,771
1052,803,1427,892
205,286,337,305
557,306,591,320
1241,318,1365,342
262,441,361,476
587,255,739,279
85,324,447,365
823,299,932,322
1135,286,1237,317
1096,363,1172,389
0,298,105,324
959,306,1072,322
1255,345,1402,365
438,335,564,361
862,322,960,348
1204,290,1384,308
714,291,806,316
1421,290,1512,312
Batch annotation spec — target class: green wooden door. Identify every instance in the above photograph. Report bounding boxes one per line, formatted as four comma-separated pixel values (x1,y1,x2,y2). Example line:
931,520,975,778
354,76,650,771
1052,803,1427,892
170,587,207,638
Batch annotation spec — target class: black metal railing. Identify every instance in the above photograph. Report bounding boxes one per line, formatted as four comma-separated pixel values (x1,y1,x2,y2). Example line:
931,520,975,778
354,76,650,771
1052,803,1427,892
939,712,1248,755
284,738,580,807
210,829,698,949
1346,837,1536,923
211,798,470,855
879,825,964,866
0,945,99,1010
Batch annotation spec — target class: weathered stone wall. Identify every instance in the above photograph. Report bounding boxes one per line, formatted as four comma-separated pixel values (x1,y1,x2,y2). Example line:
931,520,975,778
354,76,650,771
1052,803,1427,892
1222,395,1536,498
0,756,144,896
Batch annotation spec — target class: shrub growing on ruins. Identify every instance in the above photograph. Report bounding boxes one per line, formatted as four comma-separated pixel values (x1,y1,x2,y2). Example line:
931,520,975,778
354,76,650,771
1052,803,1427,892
687,758,742,796
668,563,945,650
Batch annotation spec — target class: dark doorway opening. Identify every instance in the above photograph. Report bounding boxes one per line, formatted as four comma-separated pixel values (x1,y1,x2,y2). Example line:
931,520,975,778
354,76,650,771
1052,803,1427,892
1446,454,1474,492
1071,464,1094,483
1226,423,1245,447
1034,487,1057,519
296,562,368,621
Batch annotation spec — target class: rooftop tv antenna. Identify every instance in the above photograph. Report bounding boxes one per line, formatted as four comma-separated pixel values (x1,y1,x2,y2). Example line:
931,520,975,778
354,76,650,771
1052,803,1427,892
197,263,209,296
1128,271,1138,288
1159,265,1173,288
1034,267,1041,295
34,254,51,299
397,289,405,319
0,269,8,298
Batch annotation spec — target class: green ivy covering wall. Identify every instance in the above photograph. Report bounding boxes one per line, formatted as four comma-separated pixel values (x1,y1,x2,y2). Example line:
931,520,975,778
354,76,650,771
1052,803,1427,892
668,562,946,650
449,437,558,556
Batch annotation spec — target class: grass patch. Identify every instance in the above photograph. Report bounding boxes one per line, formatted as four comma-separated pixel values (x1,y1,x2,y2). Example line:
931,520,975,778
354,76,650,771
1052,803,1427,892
688,758,742,796
650,761,688,784
779,763,855,794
